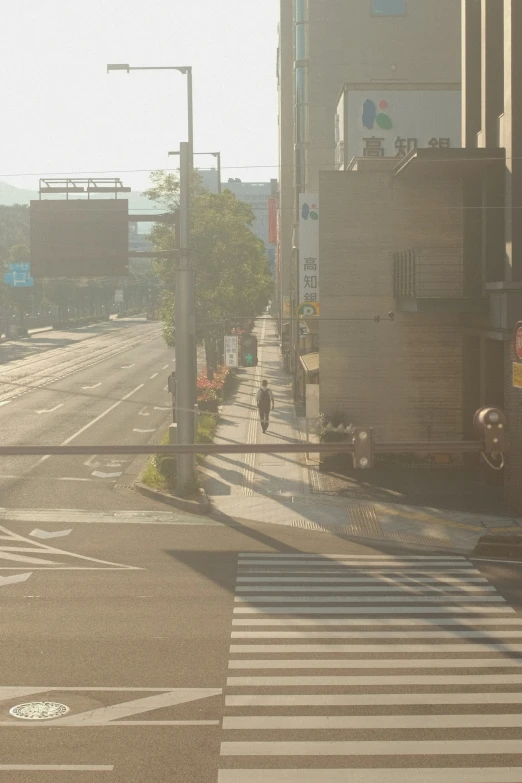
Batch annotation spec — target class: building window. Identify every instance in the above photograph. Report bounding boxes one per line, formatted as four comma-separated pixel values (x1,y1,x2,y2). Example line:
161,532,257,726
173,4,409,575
371,0,406,16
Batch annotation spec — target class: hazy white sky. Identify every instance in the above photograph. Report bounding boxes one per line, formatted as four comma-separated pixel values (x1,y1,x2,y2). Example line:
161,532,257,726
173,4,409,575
1,0,279,193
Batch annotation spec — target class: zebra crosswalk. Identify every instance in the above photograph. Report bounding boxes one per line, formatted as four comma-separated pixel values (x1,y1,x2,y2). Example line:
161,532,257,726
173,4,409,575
218,553,522,782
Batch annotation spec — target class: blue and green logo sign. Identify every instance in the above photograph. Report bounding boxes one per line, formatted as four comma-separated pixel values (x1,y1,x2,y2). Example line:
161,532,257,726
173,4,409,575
362,99,393,131
301,202,319,221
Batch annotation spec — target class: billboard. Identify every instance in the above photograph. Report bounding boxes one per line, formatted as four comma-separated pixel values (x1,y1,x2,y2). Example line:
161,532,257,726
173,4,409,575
30,200,129,278
298,194,319,314
340,89,461,164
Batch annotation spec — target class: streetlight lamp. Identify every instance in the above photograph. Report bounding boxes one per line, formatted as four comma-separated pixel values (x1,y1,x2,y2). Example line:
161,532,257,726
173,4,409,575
107,62,196,492
107,63,193,156
169,151,221,194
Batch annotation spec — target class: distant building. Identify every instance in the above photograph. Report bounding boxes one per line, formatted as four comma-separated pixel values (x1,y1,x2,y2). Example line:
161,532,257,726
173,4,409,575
198,170,277,277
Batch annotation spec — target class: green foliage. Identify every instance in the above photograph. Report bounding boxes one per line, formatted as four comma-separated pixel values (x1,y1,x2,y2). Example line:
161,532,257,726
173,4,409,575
145,170,273,352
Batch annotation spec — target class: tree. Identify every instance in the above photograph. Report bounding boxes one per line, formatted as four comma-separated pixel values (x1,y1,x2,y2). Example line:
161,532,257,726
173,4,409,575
145,171,273,374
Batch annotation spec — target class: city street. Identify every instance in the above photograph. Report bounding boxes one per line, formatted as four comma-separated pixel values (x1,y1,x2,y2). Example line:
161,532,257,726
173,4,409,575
0,318,176,510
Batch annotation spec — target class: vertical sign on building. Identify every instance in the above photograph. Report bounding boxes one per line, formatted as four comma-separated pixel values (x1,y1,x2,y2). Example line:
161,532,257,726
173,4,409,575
268,198,277,244
298,194,320,314
224,335,239,368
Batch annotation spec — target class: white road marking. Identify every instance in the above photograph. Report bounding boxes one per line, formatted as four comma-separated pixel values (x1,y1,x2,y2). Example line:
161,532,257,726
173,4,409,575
0,766,114,772
51,688,222,726
240,569,483,576
232,617,522,625
223,714,522,730
133,429,155,434
225,692,522,706
221,740,522,756
81,383,101,390
36,403,64,414
59,477,93,482
229,642,522,653
0,572,32,587
235,585,496,593
228,658,522,669
91,471,123,479
236,576,488,583
121,364,135,369
59,384,144,447
238,554,467,560
138,406,150,416
233,605,514,614
154,406,171,411
150,372,159,379
0,401,11,407
227,674,522,685
238,560,472,567
83,454,98,467
162,364,169,370
234,595,505,603
231,629,522,638
217,770,522,782
30,529,72,540
0,525,139,571
163,385,169,391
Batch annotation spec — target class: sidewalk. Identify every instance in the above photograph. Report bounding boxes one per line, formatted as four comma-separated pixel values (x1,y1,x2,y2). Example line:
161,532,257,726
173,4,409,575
204,316,522,552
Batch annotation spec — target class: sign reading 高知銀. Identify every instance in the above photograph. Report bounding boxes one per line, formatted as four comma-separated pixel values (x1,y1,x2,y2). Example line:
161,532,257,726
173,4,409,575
298,194,319,315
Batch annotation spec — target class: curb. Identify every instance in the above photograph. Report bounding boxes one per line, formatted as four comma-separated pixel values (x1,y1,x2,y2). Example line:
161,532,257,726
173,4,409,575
134,482,212,515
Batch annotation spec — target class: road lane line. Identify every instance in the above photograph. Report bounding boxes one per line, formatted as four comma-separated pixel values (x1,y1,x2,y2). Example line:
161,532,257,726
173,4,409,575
232,617,522,625
238,554,467,560
234,595,505,603
223,714,522,730
133,429,155,434
227,674,522,685
36,404,64,415
235,585,496,593
233,606,514,614
225,692,522,706
236,576,488,583
162,364,169,369
229,642,522,653
82,383,101,390
150,373,159,379
220,739,522,756
61,384,144,445
228,658,522,669
217,770,522,782
0,765,114,771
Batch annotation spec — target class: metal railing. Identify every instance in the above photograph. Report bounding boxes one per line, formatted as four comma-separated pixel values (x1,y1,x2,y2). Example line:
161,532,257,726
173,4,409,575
393,247,464,299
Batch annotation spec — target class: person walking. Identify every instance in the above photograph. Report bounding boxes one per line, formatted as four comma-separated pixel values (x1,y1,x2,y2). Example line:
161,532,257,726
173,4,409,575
256,379,274,433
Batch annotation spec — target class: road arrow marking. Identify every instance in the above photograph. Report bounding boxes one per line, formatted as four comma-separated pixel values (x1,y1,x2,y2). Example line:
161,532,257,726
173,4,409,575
82,383,101,390
138,407,150,416
0,573,31,587
133,428,155,433
36,404,63,414
30,529,72,540
92,471,123,479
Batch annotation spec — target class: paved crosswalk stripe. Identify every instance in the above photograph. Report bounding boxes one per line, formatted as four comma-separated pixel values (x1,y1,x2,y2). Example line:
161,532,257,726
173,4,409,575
221,739,522,756
218,769,522,782
228,657,522,669
234,605,514,614
235,585,496,593
232,616,522,625
223,713,522,729
236,576,488,584
221,554,522,779
238,554,467,559
230,642,522,653
234,595,505,603
227,674,522,685
225,692,522,706
238,560,472,567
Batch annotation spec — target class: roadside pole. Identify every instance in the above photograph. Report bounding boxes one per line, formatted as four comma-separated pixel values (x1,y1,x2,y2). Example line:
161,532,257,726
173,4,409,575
175,141,196,491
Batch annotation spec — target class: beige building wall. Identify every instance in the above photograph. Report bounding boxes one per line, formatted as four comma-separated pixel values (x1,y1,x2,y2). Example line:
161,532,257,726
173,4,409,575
319,168,464,441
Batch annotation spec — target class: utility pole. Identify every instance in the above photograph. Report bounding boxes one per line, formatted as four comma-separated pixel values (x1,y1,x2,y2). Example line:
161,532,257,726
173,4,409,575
176,141,196,491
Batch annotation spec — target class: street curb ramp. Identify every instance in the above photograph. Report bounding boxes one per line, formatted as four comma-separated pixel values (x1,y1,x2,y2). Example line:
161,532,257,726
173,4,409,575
472,532,522,560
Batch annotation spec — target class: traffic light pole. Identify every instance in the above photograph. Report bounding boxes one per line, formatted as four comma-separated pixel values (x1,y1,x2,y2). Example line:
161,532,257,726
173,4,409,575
175,141,196,492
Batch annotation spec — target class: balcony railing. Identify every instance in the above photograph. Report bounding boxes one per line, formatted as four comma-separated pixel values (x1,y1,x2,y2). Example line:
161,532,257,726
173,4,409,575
393,247,464,299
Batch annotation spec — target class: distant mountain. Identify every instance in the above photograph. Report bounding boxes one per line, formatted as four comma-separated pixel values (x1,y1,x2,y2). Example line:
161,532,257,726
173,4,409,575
0,180,160,214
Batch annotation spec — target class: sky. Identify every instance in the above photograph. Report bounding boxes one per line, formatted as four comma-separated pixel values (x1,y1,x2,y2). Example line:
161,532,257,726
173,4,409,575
0,0,279,195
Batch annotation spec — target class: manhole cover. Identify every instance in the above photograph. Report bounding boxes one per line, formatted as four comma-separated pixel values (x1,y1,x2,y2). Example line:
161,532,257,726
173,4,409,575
9,702,70,720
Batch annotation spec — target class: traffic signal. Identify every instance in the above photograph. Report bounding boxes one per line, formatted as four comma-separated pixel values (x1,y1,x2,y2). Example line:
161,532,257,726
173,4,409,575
240,335,258,367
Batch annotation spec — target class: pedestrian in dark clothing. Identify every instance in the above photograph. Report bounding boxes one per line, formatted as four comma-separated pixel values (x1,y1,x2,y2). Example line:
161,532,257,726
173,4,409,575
256,379,274,433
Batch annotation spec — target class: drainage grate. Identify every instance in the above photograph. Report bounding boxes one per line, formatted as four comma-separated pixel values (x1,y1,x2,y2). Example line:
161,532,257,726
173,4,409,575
9,702,70,720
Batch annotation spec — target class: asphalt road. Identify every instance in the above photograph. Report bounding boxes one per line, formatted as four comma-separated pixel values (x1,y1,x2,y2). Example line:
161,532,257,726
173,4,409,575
0,514,521,782
2,318,522,781
0,317,176,509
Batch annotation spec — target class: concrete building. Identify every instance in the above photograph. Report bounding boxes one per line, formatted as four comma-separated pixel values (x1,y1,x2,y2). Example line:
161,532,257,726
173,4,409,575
277,0,462,385
199,171,277,277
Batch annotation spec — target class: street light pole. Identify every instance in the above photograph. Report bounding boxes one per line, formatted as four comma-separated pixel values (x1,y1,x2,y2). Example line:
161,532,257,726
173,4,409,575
107,61,197,491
